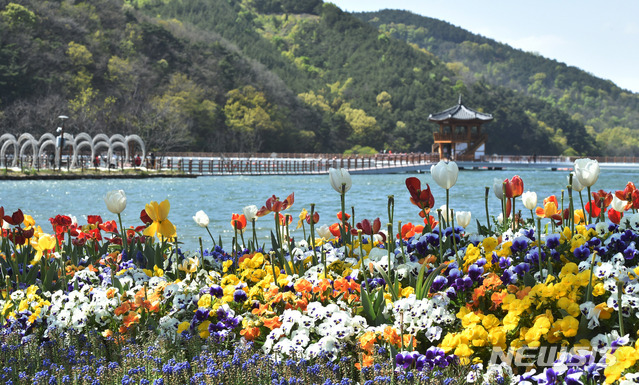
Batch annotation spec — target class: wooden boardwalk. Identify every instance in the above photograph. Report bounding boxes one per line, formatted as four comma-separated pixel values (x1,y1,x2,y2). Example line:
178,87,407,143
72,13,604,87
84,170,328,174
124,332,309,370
149,153,639,176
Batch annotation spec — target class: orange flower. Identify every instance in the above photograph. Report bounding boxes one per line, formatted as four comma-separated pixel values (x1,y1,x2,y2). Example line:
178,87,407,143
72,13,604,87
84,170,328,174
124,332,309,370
329,222,349,237
358,331,378,353
231,213,247,231
294,279,313,294
256,193,294,217
122,311,140,328
240,327,261,341
490,290,507,310
355,353,375,370
482,273,503,290
382,326,401,347
114,302,131,316
536,195,562,221
399,222,423,240
262,316,282,330
312,279,332,295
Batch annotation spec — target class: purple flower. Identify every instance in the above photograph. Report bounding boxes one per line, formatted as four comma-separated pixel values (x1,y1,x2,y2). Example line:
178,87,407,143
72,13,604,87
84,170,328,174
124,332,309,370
194,308,209,322
233,289,248,303
395,352,415,370
573,245,591,261
431,276,448,292
467,264,483,282
209,285,223,298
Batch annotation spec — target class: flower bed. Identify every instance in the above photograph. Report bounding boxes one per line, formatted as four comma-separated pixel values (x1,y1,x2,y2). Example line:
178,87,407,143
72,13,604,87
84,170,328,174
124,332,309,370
1,159,639,384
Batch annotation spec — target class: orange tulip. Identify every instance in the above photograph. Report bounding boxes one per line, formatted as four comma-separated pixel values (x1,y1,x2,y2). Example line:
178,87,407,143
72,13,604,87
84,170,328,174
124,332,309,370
504,175,524,198
231,213,247,231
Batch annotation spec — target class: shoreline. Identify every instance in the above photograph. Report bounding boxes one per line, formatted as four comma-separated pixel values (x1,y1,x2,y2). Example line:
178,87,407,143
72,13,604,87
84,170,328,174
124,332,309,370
0,171,197,180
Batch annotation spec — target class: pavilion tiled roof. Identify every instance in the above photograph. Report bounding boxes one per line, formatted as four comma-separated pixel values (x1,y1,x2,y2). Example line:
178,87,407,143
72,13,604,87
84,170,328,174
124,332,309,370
428,96,493,122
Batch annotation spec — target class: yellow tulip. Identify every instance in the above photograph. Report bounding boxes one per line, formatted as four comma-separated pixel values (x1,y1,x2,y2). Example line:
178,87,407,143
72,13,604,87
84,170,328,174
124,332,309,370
30,233,57,265
143,200,176,239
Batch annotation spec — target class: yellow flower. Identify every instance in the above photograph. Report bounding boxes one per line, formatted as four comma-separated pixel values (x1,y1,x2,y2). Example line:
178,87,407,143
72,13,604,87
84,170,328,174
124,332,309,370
143,200,177,239
178,257,199,273
198,294,212,308
592,282,606,296
23,215,36,228
553,316,579,338
223,260,234,273
153,265,164,277
296,208,308,230
482,237,498,254
30,233,57,265
197,320,211,338
177,321,190,334
401,286,414,298
482,314,501,330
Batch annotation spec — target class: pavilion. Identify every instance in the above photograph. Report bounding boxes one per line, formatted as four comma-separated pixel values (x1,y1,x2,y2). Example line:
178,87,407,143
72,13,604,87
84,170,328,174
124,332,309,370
428,96,493,160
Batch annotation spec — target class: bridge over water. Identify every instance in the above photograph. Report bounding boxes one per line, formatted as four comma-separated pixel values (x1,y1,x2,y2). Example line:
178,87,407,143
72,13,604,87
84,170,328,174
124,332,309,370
155,153,639,176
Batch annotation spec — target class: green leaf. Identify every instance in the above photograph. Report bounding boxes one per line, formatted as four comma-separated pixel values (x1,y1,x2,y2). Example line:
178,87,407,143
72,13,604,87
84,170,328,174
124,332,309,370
523,271,537,287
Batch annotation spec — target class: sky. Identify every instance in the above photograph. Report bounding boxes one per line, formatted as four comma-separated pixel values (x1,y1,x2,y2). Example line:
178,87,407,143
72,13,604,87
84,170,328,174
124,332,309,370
328,0,639,93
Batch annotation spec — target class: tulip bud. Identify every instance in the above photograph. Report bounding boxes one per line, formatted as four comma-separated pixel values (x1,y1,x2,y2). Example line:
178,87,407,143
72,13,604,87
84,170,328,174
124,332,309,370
439,204,452,222
316,224,332,240
329,168,352,194
568,172,584,192
521,191,538,210
455,211,471,228
430,160,458,190
243,205,258,222
104,190,127,214
492,178,504,200
574,158,600,187
193,210,210,228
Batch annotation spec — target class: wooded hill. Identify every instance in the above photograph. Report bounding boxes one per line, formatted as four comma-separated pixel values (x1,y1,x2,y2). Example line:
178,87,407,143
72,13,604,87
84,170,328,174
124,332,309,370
1,0,634,156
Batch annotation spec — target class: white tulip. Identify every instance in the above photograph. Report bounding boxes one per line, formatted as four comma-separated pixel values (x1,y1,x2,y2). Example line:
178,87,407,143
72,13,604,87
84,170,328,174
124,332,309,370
103,190,127,214
492,178,504,200
430,160,458,190
611,196,627,213
456,211,471,228
193,210,210,228
316,224,332,239
438,204,452,222
329,168,352,194
521,191,538,210
568,172,584,192
574,158,600,187
243,205,258,222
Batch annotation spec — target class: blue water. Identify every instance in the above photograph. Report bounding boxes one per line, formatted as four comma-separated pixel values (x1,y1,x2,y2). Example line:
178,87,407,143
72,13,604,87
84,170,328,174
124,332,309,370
2,169,637,251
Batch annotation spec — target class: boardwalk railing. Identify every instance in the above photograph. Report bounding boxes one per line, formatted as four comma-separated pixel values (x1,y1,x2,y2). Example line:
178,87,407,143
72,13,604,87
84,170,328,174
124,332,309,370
154,153,438,175
5,152,639,175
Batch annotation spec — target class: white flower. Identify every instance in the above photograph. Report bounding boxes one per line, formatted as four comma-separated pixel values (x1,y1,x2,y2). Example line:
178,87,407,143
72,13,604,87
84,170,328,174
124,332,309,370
455,211,471,228
568,172,584,192
521,191,537,210
430,160,458,190
328,168,352,194
573,158,600,187
104,190,127,214
492,178,504,200
243,205,258,222
193,210,210,227
611,196,627,213
439,204,452,222
316,224,332,240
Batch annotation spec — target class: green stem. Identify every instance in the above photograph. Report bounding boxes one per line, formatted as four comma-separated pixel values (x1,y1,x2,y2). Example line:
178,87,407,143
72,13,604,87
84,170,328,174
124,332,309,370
579,191,586,226
485,187,491,232
340,188,347,246
117,212,127,256
205,226,217,248
587,186,592,225
251,218,257,251
512,197,516,231
310,204,318,266
617,281,625,337
537,217,543,280
437,209,443,264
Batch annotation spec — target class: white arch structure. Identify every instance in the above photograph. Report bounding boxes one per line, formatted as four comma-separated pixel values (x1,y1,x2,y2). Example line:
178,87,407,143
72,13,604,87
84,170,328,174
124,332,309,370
0,133,145,169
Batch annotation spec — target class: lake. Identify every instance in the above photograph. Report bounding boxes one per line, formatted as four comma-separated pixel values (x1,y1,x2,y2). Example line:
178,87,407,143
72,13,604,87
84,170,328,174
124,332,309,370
2,169,636,251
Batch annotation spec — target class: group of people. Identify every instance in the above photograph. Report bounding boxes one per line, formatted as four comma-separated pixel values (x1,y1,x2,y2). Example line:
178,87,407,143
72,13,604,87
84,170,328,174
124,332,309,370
90,152,155,169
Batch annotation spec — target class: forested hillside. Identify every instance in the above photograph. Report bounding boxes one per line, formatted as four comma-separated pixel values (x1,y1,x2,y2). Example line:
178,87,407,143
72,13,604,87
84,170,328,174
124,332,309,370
0,0,624,156
355,9,639,156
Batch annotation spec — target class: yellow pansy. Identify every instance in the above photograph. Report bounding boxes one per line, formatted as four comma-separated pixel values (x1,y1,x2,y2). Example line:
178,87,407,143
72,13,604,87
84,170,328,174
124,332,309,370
177,321,190,334
198,294,212,308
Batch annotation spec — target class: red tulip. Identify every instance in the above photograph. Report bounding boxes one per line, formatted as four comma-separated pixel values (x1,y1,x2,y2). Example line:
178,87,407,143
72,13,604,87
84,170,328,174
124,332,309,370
608,208,623,224
405,177,435,211
256,193,294,217
615,182,638,210
504,176,524,198
4,209,24,226
305,212,320,225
